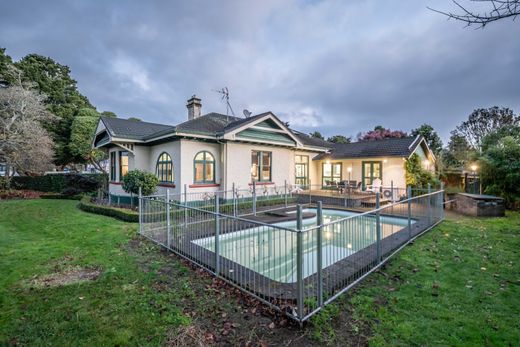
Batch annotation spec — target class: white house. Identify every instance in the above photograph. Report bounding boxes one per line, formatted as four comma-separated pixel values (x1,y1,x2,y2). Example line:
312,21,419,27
92,96,435,199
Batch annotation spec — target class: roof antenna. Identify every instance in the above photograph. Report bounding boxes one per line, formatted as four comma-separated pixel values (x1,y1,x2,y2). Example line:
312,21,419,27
212,87,236,120
243,109,252,118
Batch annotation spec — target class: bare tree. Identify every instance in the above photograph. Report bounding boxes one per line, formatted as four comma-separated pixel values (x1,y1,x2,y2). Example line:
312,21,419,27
429,0,520,27
0,69,56,181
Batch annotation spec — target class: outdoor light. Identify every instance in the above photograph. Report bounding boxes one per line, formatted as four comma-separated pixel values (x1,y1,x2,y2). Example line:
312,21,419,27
471,164,477,172
347,167,352,173
383,159,387,163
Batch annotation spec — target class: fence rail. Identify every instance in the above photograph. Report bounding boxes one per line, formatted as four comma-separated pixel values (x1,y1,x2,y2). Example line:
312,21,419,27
139,185,444,325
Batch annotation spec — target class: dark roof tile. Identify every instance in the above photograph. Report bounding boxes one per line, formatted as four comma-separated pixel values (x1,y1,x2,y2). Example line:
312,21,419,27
314,136,422,160
101,117,174,140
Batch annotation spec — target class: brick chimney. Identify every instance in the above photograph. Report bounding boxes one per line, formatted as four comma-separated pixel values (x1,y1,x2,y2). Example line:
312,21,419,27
186,95,202,120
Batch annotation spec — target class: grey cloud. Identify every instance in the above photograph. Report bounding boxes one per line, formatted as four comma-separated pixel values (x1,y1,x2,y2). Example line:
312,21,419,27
0,0,519,141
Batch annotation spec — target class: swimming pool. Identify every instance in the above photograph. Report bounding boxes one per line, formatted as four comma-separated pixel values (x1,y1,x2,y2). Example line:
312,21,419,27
192,208,413,283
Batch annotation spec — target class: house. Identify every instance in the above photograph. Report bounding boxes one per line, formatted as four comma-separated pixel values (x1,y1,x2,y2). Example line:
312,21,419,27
92,95,435,199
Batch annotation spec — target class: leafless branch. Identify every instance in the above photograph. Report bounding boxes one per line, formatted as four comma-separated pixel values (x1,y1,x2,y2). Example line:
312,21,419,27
428,0,520,28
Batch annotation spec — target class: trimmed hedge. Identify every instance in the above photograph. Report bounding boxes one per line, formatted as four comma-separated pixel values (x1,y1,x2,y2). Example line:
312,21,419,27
41,194,83,200
10,174,106,193
78,196,139,222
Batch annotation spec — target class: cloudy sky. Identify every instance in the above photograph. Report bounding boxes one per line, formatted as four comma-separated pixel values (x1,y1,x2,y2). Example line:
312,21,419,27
1,0,519,142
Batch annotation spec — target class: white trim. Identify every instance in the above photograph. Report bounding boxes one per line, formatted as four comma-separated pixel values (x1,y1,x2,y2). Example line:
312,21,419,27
221,112,303,147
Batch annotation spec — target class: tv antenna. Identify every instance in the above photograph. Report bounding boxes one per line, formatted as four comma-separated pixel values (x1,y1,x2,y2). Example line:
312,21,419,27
243,109,252,118
212,87,236,117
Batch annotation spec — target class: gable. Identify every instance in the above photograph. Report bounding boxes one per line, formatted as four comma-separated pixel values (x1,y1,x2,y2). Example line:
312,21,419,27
222,112,302,147
236,128,296,145
255,119,281,130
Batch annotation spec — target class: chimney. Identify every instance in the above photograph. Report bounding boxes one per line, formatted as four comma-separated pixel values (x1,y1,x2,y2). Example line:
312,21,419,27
186,95,202,120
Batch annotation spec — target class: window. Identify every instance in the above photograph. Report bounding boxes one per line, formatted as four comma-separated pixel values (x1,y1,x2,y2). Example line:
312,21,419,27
193,151,215,184
119,151,129,181
110,152,116,181
295,155,309,187
322,162,342,186
362,161,382,189
251,151,272,182
156,152,174,182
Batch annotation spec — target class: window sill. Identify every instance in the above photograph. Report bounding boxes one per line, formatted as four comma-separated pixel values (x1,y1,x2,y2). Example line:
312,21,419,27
189,183,220,188
158,183,176,188
248,182,274,186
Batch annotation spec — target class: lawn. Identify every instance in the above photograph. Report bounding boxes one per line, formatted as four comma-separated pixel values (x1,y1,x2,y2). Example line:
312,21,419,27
1,199,519,346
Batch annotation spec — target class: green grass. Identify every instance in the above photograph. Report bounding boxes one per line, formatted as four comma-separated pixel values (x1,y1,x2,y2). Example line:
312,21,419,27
2,199,519,346
0,199,190,346
309,212,520,346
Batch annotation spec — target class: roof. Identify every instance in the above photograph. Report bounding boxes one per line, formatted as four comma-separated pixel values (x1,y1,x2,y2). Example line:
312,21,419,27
97,112,332,150
314,136,424,160
101,117,174,140
177,112,241,134
292,131,334,148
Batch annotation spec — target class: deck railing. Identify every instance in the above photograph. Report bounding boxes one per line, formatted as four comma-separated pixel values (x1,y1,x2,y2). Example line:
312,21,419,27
139,186,444,326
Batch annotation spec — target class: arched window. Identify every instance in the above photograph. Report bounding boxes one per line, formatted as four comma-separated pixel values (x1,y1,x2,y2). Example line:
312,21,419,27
156,152,173,182
194,151,215,184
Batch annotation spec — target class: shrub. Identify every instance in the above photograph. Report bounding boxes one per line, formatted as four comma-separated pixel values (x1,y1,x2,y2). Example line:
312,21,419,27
405,153,439,189
11,173,106,194
78,195,139,222
122,170,158,196
480,136,520,209
40,193,82,200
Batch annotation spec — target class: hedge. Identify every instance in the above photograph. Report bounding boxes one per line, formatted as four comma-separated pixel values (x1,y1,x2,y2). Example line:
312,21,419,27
41,194,83,200
78,196,139,223
9,173,107,194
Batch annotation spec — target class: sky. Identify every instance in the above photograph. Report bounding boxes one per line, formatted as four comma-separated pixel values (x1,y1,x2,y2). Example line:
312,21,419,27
1,0,519,142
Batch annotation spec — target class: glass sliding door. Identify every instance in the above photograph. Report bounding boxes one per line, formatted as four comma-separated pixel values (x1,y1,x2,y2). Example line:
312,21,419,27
322,162,342,187
295,155,309,188
362,161,382,189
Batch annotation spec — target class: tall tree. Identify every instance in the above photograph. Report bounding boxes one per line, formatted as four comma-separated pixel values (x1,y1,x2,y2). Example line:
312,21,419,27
0,68,55,179
441,132,474,169
358,126,407,142
309,131,324,140
14,54,93,167
411,124,443,155
327,135,351,144
69,108,107,173
0,48,16,86
480,136,520,208
453,107,519,152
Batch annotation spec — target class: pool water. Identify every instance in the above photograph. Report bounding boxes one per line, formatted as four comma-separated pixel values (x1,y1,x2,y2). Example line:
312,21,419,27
192,209,412,283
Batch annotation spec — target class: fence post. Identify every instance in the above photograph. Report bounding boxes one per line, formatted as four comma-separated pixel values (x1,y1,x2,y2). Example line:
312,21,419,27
252,181,257,216
407,186,412,239
232,182,237,217
284,179,288,208
184,184,188,226
215,194,220,276
376,192,382,263
308,179,312,204
427,183,432,224
440,182,445,221
166,189,171,248
296,204,304,323
317,201,323,308
138,187,142,235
